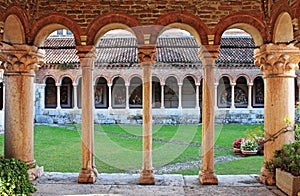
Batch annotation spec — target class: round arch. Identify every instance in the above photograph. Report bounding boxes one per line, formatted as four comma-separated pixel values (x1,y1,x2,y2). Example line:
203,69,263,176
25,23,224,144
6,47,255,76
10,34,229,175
3,6,28,44
236,74,251,85
214,13,265,46
58,74,75,84
31,13,82,46
86,13,140,45
156,12,209,45
216,74,234,84
43,75,57,84
272,12,294,43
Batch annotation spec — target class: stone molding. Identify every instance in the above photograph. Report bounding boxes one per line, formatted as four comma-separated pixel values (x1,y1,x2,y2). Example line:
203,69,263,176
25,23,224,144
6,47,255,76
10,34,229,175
199,45,220,66
254,43,300,78
76,45,96,68
138,45,156,64
0,43,44,73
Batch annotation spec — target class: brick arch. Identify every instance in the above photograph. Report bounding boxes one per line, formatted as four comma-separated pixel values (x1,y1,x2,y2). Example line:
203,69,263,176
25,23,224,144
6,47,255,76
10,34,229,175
43,75,57,85
59,75,75,84
86,12,140,45
30,13,82,46
164,75,180,84
270,2,294,43
214,13,266,46
156,12,210,45
3,6,28,44
217,74,234,84
182,74,198,84
94,75,110,85
236,74,251,85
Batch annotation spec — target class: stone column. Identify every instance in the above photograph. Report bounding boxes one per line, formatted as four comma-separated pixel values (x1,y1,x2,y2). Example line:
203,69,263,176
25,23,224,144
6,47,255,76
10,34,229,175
73,84,78,109
1,44,43,179
160,83,165,109
195,83,200,110
247,83,253,109
125,83,129,109
56,83,61,109
138,45,156,185
108,83,112,109
230,83,236,109
198,45,219,185
214,83,218,110
76,45,97,183
178,83,182,109
254,43,300,185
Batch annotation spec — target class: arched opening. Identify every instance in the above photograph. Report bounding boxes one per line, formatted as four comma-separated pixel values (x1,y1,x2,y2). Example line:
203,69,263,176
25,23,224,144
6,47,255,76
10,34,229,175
60,77,73,108
164,76,179,108
253,77,264,108
235,76,248,108
45,77,57,108
112,77,126,108
129,77,142,108
77,78,82,108
152,76,161,108
182,76,196,108
95,77,108,109
217,76,231,108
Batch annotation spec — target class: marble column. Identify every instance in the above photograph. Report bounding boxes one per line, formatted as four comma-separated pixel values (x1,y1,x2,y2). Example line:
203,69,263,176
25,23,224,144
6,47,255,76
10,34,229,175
247,83,253,109
254,43,300,185
138,45,156,185
230,83,236,109
73,84,78,109
160,84,165,109
76,45,97,183
195,83,200,110
1,44,44,180
214,83,218,110
56,83,61,109
198,45,219,185
178,83,182,109
125,83,129,109
108,83,112,109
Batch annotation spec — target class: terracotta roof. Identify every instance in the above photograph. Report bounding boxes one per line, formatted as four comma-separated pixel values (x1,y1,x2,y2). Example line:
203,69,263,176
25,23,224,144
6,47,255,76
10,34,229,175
41,36,255,68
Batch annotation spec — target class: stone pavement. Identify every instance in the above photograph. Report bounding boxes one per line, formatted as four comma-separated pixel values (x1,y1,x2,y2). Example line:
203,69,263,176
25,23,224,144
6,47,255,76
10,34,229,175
33,172,286,196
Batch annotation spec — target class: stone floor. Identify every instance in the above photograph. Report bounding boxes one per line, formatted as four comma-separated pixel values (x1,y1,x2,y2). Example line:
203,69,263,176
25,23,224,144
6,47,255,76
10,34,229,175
33,172,286,196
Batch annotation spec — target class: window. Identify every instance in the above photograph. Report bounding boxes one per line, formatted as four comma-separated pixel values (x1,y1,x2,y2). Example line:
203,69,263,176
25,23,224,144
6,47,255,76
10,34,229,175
164,76,179,108
182,76,196,108
95,77,108,108
152,76,161,108
253,77,264,108
45,78,57,108
61,77,73,108
235,76,248,108
218,76,231,108
57,29,63,35
112,77,126,108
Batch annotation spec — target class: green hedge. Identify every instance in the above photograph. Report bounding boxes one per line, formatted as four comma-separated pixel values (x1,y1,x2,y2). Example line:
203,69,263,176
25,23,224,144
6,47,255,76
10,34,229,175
0,157,36,195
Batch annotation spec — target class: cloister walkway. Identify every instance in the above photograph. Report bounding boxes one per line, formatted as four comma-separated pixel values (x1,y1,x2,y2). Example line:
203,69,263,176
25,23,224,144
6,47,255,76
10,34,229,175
33,173,285,195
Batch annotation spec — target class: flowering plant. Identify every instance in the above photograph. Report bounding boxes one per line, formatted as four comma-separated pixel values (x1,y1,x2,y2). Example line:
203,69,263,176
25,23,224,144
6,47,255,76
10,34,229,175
232,138,243,149
241,138,259,151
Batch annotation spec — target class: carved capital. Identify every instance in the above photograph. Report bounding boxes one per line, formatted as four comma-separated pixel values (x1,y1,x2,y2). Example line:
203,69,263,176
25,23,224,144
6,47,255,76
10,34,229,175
254,44,300,78
199,45,220,66
76,45,95,68
0,43,44,73
138,45,156,64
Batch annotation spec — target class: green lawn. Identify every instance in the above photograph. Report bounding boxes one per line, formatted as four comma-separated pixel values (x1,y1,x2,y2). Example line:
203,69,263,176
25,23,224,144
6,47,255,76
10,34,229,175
0,124,264,175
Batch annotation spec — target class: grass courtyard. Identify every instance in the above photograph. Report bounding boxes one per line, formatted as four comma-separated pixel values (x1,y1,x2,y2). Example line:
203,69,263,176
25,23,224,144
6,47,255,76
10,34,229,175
0,124,264,175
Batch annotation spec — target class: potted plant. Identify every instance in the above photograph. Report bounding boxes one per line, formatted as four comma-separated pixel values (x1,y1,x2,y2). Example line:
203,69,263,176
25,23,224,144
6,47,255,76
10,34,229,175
232,138,243,155
265,141,300,196
240,138,259,156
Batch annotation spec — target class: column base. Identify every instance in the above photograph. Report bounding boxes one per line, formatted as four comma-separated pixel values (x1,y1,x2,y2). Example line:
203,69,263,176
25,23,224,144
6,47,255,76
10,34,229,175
78,168,97,184
139,169,155,185
28,165,44,181
199,170,218,185
259,167,275,185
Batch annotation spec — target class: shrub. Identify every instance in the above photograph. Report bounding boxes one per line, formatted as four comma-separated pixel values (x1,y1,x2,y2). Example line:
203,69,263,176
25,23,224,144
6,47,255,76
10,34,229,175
265,141,300,176
241,138,259,151
232,138,243,149
0,157,36,195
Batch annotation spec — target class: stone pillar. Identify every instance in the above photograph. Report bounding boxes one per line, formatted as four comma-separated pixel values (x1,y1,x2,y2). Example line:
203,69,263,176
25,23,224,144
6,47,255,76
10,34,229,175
73,84,78,109
1,44,44,179
214,83,218,110
254,43,300,185
198,45,219,185
125,83,129,109
138,45,156,185
160,84,165,109
108,83,112,109
56,83,61,109
195,83,200,110
230,83,236,109
76,45,97,183
247,83,253,109
178,83,182,109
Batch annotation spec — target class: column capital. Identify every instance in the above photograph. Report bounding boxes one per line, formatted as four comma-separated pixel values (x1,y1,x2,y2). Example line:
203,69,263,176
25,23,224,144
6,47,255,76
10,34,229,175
248,82,253,86
254,43,300,78
199,45,220,66
0,43,44,73
76,45,96,68
137,45,156,64
230,82,236,86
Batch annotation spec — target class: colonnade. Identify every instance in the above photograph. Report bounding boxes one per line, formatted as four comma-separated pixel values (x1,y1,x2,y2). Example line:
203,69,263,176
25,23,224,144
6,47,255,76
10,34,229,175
1,41,299,185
